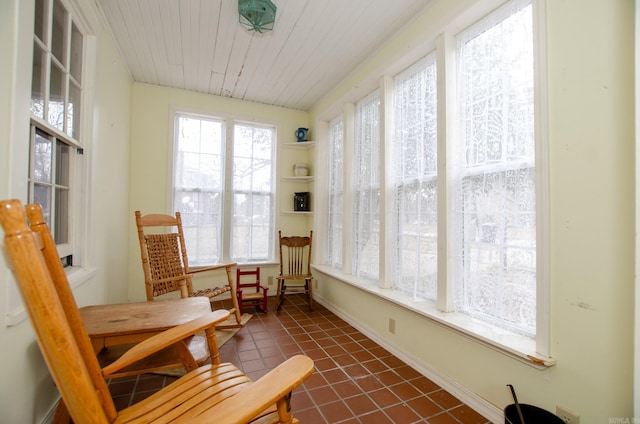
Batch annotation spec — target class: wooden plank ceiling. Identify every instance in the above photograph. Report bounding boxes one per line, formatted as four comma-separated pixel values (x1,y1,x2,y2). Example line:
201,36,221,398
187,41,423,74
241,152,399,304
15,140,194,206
96,0,434,111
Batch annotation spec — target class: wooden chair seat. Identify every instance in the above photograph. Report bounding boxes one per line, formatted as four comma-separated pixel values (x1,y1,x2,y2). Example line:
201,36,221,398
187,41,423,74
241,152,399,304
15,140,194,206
192,285,232,298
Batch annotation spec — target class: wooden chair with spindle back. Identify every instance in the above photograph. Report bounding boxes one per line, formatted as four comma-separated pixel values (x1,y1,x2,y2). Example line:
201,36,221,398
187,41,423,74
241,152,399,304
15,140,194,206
276,231,313,311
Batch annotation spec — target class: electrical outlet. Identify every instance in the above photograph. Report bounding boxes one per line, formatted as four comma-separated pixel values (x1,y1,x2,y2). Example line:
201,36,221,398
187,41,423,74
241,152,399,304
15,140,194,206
556,406,579,424
388,318,396,334
268,276,273,286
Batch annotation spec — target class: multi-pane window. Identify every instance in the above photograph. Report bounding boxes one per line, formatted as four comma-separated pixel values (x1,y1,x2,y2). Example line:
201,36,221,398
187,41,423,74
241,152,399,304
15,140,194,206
327,116,344,269
324,0,537,340
392,53,438,301
29,128,70,240
454,0,535,336
231,123,276,263
30,0,84,261
173,114,276,265
174,115,225,265
352,91,381,280
32,0,83,139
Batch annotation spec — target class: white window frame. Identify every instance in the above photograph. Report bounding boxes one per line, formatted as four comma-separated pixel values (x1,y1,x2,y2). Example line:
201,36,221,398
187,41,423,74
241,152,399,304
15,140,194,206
317,0,551,366
6,0,98,326
326,115,345,269
352,90,381,280
391,53,439,302
171,111,277,265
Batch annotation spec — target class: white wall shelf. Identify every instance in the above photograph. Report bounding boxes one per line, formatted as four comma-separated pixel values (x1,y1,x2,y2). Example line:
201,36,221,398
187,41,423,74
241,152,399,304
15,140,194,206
281,176,314,182
282,141,315,150
281,211,314,216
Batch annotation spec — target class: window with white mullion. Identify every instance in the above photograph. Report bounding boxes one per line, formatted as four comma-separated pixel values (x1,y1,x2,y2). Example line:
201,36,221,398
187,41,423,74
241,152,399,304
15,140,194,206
352,91,381,280
327,116,344,269
29,0,84,263
391,53,438,301
174,114,225,266
454,0,536,337
230,122,275,263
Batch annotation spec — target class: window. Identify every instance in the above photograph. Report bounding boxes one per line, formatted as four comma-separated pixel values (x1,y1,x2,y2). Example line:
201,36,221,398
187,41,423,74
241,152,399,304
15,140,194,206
454,0,535,336
231,123,276,263
391,53,438,301
352,91,381,280
30,0,84,262
173,114,276,265
327,116,344,269
322,0,540,352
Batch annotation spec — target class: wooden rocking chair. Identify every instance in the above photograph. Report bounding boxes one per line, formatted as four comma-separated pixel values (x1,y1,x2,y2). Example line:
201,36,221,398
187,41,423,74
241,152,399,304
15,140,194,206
0,199,314,424
135,210,243,328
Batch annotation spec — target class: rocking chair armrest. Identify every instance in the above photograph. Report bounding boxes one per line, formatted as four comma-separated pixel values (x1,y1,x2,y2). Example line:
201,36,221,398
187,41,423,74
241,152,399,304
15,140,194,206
101,310,230,377
188,355,315,424
189,262,238,275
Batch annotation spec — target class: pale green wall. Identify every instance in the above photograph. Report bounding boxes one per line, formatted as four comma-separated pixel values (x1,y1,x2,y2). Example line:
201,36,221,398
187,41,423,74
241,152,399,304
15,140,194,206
309,0,635,421
0,0,634,422
0,0,133,422
127,84,311,301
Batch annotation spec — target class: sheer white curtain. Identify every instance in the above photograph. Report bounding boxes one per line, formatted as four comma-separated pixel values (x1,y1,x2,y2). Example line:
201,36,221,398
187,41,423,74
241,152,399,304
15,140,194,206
454,0,536,336
231,123,275,263
353,91,381,280
174,115,225,265
327,116,344,269
391,53,438,301
173,116,275,265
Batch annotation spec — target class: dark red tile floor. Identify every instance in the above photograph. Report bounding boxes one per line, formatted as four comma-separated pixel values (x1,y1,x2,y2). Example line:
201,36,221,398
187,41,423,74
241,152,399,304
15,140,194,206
108,294,490,423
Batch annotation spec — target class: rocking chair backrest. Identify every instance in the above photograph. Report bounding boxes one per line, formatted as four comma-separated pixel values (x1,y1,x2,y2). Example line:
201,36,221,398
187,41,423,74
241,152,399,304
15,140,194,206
135,211,192,300
0,200,116,423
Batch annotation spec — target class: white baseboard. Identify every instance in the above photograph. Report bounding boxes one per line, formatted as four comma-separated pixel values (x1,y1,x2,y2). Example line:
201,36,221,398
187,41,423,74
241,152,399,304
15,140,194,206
313,293,503,423
41,397,60,424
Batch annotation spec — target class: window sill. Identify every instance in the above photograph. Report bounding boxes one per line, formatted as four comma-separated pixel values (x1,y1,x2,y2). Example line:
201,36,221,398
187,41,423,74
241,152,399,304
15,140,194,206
312,264,555,369
5,266,96,326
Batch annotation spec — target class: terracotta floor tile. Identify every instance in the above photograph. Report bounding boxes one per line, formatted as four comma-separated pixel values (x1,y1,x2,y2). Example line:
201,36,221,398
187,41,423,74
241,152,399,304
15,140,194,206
406,396,444,418
319,400,354,423
410,375,441,394
428,411,460,424
294,406,325,422
345,393,378,415
322,367,350,384
107,295,489,424
358,410,395,424
308,385,340,404
390,381,423,401
449,404,492,424
368,387,402,408
384,402,422,424
429,389,463,410
332,380,364,398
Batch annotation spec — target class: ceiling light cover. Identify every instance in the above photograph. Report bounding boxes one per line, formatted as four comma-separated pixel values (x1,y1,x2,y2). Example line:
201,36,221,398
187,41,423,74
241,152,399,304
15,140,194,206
238,0,277,33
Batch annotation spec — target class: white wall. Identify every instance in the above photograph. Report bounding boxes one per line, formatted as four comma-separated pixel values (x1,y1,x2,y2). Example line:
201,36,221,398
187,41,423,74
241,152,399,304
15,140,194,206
309,0,635,421
0,0,133,422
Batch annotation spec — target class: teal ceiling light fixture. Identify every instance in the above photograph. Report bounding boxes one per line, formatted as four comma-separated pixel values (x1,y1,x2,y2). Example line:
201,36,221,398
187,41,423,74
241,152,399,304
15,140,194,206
238,0,277,33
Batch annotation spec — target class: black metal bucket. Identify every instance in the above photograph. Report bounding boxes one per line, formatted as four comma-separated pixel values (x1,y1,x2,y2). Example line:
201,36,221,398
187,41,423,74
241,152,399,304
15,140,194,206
504,404,564,424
